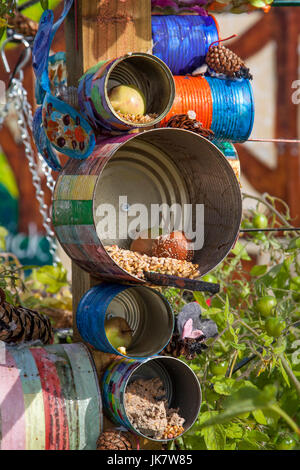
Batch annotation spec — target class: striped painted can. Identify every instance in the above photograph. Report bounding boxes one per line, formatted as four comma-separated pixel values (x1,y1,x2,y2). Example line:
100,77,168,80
76,283,174,359
102,356,202,442
0,343,102,450
162,75,254,142
78,52,175,132
53,128,242,283
214,141,240,182
152,15,219,75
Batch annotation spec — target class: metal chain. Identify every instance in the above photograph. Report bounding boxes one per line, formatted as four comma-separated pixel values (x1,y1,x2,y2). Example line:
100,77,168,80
7,77,59,263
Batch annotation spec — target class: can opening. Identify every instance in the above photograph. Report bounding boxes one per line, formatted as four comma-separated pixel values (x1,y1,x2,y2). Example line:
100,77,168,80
106,54,175,127
104,286,174,358
94,128,242,278
124,357,202,441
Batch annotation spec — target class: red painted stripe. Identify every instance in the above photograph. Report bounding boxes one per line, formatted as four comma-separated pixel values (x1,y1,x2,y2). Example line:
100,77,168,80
31,348,70,450
0,351,26,450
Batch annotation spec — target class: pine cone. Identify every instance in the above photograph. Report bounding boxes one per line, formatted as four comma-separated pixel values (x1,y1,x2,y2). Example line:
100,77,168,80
162,332,207,360
97,430,133,450
166,113,215,140
206,45,253,80
6,12,38,38
0,288,54,345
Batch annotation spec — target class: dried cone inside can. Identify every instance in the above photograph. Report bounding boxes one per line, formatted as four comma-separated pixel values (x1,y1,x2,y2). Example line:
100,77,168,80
97,430,133,450
152,231,194,262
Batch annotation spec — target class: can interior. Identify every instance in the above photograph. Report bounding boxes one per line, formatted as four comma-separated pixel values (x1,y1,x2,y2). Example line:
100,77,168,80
93,129,242,277
106,54,175,126
105,287,173,358
125,357,202,441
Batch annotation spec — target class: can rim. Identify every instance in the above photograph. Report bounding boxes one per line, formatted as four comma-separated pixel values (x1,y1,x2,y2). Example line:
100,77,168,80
104,52,176,128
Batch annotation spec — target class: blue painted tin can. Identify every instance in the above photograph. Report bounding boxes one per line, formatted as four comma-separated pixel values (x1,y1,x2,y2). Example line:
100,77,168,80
76,284,174,359
102,356,202,442
206,76,255,143
152,15,219,75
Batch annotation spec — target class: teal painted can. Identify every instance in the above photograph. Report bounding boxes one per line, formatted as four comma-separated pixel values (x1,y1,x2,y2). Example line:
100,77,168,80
102,356,202,442
77,283,174,359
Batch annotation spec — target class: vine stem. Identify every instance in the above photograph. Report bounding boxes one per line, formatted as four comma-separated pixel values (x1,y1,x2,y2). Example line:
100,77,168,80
242,192,292,228
279,354,300,399
269,404,300,436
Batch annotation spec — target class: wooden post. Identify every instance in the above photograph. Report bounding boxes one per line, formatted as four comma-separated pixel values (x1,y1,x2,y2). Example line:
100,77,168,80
65,0,159,450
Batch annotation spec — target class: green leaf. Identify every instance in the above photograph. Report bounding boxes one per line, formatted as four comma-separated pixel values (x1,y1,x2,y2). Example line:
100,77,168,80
287,237,300,251
238,439,261,450
252,409,267,425
250,265,268,277
0,226,8,251
231,242,251,261
228,341,246,351
225,423,244,440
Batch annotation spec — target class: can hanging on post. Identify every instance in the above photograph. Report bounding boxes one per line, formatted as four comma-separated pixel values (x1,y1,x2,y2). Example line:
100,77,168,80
152,15,219,75
76,283,174,359
102,356,202,442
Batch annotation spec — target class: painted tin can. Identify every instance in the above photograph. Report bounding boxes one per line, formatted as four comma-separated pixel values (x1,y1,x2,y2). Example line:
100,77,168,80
0,343,102,450
214,141,241,182
102,356,202,442
161,75,213,128
53,128,242,284
152,15,219,75
78,52,175,132
162,75,254,142
76,283,174,359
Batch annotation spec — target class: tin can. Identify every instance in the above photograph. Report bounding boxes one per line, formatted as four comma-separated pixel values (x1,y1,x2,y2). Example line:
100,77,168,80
162,75,254,142
102,356,202,442
152,15,219,75
0,343,102,450
161,75,213,128
76,283,174,359
53,128,242,284
78,52,175,132
214,141,241,181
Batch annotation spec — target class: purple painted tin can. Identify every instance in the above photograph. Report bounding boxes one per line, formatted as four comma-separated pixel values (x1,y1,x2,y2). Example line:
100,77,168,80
53,128,242,284
102,356,202,442
78,53,175,132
